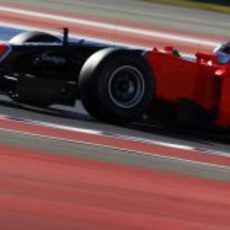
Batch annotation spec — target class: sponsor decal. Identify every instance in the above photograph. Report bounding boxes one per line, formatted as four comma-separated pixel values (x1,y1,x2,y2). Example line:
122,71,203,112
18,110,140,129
34,53,66,65
41,53,66,64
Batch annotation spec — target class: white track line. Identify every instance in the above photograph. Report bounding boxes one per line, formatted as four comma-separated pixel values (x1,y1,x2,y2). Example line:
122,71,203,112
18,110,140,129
26,119,195,151
28,120,230,158
0,6,220,47
0,22,195,58
0,126,229,170
6,117,230,158
0,22,151,50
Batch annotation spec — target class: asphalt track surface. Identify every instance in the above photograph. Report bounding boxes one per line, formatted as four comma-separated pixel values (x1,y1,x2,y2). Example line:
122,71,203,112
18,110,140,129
0,1,229,229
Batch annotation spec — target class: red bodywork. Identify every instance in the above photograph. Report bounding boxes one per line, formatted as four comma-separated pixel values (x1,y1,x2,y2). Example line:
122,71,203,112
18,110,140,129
146,47,230,127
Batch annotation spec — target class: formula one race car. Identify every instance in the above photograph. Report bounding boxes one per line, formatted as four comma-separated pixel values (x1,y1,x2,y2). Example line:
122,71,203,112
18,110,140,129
0,28,229,128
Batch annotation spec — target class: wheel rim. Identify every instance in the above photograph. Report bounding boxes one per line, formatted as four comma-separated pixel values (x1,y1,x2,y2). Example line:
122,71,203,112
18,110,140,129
108,65,145,109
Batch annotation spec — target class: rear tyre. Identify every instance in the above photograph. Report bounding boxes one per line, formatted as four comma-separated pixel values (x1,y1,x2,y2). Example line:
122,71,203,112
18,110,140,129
9,31,61,44
10,31,61,107
79,48,154,123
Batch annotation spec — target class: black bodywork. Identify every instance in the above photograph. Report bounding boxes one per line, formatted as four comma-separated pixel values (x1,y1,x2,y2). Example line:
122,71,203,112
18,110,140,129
0,40,107,106
0,29,154,124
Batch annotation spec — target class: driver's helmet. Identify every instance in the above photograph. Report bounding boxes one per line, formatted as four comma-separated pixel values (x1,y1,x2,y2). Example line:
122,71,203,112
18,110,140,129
213,42,230,64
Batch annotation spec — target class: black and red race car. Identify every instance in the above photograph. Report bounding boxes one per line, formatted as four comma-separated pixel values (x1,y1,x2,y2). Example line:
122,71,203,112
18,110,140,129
0,28,229,128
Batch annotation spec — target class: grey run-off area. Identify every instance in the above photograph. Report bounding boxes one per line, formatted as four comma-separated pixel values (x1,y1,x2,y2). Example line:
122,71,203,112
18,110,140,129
0,0,230,37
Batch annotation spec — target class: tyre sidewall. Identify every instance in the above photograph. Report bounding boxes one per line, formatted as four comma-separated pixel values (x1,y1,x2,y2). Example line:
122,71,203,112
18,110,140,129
79,48,154,123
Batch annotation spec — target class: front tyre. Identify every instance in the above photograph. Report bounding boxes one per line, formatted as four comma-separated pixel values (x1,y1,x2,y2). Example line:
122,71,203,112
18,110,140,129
79,48,154,123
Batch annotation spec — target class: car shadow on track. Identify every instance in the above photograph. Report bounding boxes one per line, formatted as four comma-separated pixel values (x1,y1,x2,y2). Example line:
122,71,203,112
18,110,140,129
128,120,230,145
